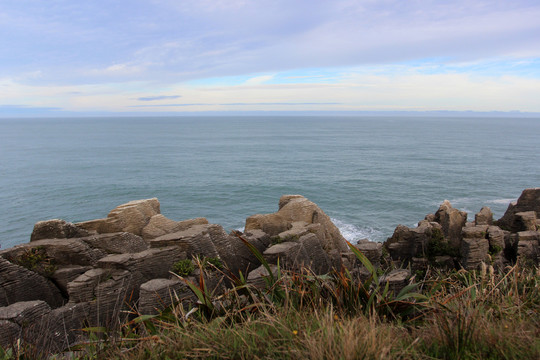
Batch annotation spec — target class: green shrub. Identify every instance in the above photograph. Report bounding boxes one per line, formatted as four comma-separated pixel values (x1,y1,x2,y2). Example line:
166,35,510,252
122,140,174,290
426,228,460,261
171,259,194,277
12,246,56,278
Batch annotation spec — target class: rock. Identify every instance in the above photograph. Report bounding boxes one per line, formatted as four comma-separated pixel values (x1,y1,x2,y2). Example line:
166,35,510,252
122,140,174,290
498,188,540,231
76,198,160,236
514,212,537,232
80,232,149,254
51,265,93,296
141,215,209,240
0,320,20,348
263,242,308,270
139,279,194,315
0,300,51,326
385,221,442,262
0,258,64,308
67,268,113,303
96,246,184,282
245,195,348,253
0,238,106,267
44,302,93,352
298,233,332,274
434,200,467,248
30,219,90,242
247,264,279,289
149,225,219,258
462,225,488,239
355,240,383,267
460,238,489,270
379,269,411,295
487,226,506,266
475,207,493,225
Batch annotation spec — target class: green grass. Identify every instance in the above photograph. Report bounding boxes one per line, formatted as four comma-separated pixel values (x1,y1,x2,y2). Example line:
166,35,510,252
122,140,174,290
2,241,539,359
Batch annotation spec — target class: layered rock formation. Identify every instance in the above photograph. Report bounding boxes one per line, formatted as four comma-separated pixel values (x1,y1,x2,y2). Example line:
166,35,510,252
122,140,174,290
1,188,538,351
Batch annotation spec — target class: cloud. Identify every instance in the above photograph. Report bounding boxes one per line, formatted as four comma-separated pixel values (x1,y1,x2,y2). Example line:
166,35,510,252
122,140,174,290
137,95,182,101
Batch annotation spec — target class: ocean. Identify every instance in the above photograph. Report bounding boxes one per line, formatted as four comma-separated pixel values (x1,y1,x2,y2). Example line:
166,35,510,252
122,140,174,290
0,116,538,249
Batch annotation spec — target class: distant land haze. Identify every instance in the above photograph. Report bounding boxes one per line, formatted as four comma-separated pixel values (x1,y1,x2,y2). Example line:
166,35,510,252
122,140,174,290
0,116,538,249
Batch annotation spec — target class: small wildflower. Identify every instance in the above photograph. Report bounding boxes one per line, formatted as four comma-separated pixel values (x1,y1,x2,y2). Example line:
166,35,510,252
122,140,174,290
292,330,298,335
334,314,339,321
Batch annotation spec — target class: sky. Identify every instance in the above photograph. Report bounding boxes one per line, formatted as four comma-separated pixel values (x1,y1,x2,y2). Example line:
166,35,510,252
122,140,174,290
1,0,540,116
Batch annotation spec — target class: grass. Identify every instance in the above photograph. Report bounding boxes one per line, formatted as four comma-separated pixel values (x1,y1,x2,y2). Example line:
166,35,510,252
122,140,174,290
2,241,539,359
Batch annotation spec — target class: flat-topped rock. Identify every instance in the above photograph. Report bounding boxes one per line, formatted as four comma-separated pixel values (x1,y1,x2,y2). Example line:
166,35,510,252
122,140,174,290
142,215,209,240
31,219,90,242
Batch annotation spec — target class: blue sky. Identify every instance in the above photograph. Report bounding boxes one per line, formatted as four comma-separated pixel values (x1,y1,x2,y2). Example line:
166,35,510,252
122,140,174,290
1,0,540,115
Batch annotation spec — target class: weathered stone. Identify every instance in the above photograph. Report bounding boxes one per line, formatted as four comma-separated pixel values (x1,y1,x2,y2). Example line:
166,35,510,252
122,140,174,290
475,207,493,225
247,264,278,289
462,225,488,239
0,258,64,308
355,240,383,266
385,221,442,262
44,302,93,352
67,268,113,303
0,238,106,267
298,233,332,274
0,300,51,326
517,238,539,265
263,241,309,270
460,238,489,270
498,188,540,231
514,212,537,232
51,265,93,296
0,319,20,348
434,200,467,248
76,198,160,236
150,225,219,258
30,219,90,242
141,215,209,240
379,269,411,295
80,232,149,254
139,278,194,315
96,246,184,282
246,195,348,253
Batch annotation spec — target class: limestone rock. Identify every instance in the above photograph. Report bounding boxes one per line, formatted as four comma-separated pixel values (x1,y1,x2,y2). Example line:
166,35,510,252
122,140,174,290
475,207,493,225
355,240,383,267
247,264,278,289
30,219,90,242
385,221,442,262
0,258,64,308
245,195,348,253
76,198,160,236
298,233,332,274
149,225,219,258
434,200,467,248
141,215,209,240
460,238,489,270
0,320,20,348
0,300,51,326
80,232,149,254
263,242,308,270
0,238,106,267
514,212,537,232
139,278,193,315
51,265,93,296
379,269,411,295
498,188,540,231
462,225,489,239
96,246,184,282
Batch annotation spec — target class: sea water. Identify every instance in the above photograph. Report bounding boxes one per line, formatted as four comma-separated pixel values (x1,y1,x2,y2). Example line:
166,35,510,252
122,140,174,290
0,116,538,249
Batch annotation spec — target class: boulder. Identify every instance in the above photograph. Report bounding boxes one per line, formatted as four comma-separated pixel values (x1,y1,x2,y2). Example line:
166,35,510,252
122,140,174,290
0,320,20,348
263,242,309,270
498,188,540,231
247,264,279,289
354,240,383,267
516,231,540,265
434,200,467,248
141,215,209,240
30,219,90,242
385,221,442,262
80,232,149,254
0,238,106,268
149,224,219,258
475,207,493,225
76,198,160,236
139,278,194,315
379,269,411,295
460,238,489,270
0,300,51,326
514,212,537,232
51,265,93,296
0,258,64,308
245,195,348,254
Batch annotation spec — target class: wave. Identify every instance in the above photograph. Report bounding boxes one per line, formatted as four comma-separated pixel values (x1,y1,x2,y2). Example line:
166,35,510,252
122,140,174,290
486,198,515,205
236,219,386,244
331,218,385,243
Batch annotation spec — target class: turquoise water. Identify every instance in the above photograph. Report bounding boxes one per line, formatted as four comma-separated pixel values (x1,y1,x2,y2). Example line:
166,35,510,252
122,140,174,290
1,116,538,249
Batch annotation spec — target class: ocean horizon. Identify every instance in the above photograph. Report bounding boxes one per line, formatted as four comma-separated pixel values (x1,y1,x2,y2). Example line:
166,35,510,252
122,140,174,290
1,115,539,249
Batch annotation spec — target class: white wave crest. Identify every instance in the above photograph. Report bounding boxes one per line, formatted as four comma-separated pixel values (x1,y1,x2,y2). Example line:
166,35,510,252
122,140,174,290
486,198,515,205
331,218,384,243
